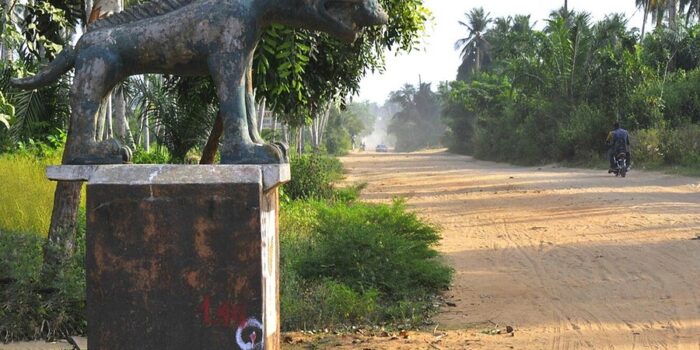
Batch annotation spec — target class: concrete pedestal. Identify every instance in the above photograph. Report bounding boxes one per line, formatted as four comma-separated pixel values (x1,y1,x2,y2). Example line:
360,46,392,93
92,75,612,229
48,165,290,350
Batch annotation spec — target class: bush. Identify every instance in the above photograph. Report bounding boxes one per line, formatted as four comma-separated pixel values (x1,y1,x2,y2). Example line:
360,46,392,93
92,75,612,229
131,146,171,164
324,124,353,156
283,154,344,201
632,128,664,166
557,104,610,161
298,200,452,298
658,125,700,166
633,126,700,167
280,200,453,330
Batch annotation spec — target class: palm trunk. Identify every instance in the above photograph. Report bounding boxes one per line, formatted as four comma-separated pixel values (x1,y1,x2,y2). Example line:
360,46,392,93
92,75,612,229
200,111,223,164
642,4,649,41
310,107,320,150
317,104,332,147
112,87,135,149
83,0,92,28
297,127,304,155
283,123,289,144
0,0,13,62
257,97,266,133
144,115,150,152
104,95,113,140
475,46,481,73
656,5,665,29
668,0,677,28
42,180,83,279
271,115,278,141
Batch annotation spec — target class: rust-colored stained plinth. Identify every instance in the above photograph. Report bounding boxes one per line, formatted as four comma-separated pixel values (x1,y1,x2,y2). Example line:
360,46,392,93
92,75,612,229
86,182,280,350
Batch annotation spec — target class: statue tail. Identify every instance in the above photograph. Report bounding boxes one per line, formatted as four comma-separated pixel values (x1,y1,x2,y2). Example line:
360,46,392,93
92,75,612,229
11,46,76,90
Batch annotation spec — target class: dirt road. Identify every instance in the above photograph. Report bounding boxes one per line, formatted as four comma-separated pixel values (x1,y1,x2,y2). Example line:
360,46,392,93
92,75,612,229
335,150,700,349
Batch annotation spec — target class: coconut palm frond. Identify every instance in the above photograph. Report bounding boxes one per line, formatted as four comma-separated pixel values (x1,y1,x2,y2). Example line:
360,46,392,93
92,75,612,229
454,7,493,78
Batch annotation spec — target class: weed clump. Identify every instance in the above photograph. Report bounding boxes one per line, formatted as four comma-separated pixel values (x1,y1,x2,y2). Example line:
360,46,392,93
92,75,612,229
0,228,86,342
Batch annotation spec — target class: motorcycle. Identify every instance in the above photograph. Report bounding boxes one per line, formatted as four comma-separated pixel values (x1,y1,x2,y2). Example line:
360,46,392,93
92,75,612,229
609,152,629,178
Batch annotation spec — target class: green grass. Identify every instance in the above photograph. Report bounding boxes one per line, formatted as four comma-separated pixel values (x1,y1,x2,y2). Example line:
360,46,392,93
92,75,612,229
0,152,62,236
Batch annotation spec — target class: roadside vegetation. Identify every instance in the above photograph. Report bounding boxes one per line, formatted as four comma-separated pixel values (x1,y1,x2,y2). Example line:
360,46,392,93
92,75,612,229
0,139,452,341
379,5,699,174
439,7,700,173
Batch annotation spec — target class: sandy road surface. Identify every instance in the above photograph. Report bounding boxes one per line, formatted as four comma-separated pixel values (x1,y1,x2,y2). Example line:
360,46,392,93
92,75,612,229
330,150,700,349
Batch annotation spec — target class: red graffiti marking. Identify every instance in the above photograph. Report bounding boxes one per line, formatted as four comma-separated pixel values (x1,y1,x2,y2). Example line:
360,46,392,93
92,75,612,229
199,295,247,327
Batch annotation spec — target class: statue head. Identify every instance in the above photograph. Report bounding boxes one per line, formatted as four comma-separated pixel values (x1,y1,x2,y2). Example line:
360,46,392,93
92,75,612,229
276,0,389,42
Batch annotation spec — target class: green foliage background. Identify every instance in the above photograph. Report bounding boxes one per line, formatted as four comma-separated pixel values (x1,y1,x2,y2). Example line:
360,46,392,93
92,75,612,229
442,9,700,168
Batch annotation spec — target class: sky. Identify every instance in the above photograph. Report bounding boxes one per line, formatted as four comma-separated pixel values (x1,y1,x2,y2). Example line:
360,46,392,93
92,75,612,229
356,0,646,104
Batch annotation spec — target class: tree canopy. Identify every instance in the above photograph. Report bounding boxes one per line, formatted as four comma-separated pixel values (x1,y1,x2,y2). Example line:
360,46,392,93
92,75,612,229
442,5,700,166
254,0,430,126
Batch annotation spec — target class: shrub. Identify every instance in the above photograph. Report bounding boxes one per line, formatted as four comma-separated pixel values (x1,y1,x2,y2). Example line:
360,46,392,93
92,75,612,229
284,154,344,201
557,104,610,161
324,124,353,156
632,128,664,166
658,125,700,166
297,199,452,298
131,146,171,164
279,199,452,330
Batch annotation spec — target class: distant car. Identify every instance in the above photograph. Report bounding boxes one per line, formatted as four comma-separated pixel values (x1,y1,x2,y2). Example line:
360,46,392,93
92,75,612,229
375,144,389,153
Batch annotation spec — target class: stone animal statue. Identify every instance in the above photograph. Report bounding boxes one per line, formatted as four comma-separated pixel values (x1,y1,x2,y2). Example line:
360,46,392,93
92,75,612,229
12,0,388,164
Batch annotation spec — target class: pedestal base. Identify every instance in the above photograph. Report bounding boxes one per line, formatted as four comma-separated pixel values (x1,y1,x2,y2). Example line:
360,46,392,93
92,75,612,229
49,165,288,350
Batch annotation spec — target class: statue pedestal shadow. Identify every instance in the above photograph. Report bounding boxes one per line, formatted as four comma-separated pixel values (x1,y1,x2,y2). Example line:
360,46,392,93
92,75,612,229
48,165,289,350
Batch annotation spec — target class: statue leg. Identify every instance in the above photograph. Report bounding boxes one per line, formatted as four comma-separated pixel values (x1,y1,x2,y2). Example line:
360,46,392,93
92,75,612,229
64,58,131,165
245,64,289,160
210,55,284,164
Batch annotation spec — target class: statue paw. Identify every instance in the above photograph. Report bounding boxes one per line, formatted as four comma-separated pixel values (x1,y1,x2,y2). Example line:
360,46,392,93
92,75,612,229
66,139,132,165
98,139,132,164
271,142,289,163
221,143,287,164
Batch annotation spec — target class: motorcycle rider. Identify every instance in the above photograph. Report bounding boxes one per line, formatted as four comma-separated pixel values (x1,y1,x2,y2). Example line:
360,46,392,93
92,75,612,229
606,122,631,172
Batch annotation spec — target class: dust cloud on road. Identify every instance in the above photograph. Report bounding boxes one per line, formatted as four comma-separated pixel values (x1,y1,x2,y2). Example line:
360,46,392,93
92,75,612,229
339,150,700,349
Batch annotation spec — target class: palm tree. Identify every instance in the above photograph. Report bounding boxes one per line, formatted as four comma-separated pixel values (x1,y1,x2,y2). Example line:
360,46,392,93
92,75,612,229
128,75,216,162
594,13,632,49
647,0,679,29
454,7,492,80
679,0,700,23
637,0,651,40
